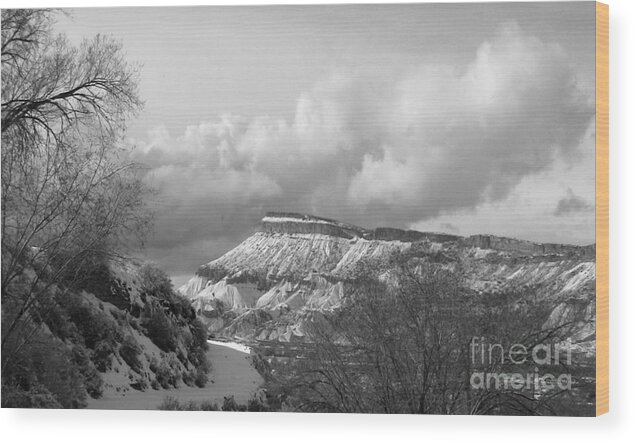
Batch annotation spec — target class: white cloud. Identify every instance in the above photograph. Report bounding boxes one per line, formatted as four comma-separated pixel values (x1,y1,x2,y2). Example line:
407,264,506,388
348,22,593,217
131,22,595,272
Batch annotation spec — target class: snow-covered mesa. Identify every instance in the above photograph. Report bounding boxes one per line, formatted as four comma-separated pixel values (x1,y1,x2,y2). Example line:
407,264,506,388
178,213,596,344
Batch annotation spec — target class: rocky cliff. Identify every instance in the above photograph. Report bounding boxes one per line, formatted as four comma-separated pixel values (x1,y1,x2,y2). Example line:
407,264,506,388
179,213,595,352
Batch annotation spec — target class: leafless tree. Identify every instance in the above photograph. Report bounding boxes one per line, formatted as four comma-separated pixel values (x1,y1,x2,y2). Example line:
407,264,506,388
282,255,579,415
1,9,149,371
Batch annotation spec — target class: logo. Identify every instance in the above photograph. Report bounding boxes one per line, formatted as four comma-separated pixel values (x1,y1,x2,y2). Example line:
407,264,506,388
469,337,573,392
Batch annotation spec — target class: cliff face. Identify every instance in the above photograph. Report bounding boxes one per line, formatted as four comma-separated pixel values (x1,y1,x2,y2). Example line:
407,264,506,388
261,212,367,239
179,213,596,347
460,234,595,258
260,212,465,243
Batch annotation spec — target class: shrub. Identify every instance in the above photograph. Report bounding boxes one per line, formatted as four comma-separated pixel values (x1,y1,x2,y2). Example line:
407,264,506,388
70,346,103,399
139,264,174,300
119,335,142,373
2,332,89,408
199,400,219,411
221,396,247,412
187,319,208,366
156,397,219,411
194,366,208,388
142,304,178,352
1,383,61,408
154,359,179,389
130,378,148,391
43,297,75,342
181,370,194,387
62,293,123,350
168,293,196,320
92,341,115,372
247,397,269,412
157,396,182,410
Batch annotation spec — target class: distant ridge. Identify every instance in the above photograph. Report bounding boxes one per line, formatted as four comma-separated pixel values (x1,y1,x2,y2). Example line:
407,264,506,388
260,212,594,256
261,211,367,239
180,211,597,345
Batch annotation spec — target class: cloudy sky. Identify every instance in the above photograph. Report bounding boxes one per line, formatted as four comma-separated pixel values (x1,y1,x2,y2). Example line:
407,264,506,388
55,2,596,286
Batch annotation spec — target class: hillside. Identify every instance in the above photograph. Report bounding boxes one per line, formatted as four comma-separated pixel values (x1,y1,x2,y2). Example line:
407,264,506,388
179,213,596,354
85,340,262,410
1,259,210,408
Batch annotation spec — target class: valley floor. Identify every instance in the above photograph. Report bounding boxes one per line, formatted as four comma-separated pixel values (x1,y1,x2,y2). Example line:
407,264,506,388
85,341,263,410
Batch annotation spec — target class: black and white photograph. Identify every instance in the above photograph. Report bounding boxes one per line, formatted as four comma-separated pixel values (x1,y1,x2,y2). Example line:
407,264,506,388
1,1,604,417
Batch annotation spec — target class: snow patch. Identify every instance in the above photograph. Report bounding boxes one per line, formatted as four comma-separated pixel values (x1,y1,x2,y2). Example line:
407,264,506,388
207,339,252,354
262,216,339,225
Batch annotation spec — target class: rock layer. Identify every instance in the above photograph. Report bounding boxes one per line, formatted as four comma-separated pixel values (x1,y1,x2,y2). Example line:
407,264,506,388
179,213,596,345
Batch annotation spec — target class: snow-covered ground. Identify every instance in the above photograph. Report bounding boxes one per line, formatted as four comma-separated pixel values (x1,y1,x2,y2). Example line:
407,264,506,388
86,341,262,409
207,339,252,354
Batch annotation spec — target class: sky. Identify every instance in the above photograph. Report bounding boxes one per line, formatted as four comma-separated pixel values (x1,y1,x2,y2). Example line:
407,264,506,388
53,2,597,286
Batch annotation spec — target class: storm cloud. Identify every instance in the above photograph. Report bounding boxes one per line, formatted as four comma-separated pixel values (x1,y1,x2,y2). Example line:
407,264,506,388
554,190,594,217
130,23,594,275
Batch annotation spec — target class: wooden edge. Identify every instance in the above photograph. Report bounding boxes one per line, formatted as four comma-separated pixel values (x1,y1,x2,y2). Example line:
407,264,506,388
595,0,609,417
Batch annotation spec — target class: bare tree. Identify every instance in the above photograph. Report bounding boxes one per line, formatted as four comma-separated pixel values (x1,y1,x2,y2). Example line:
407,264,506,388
280,254,579,415
1,9,149,370
1,9,140,142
